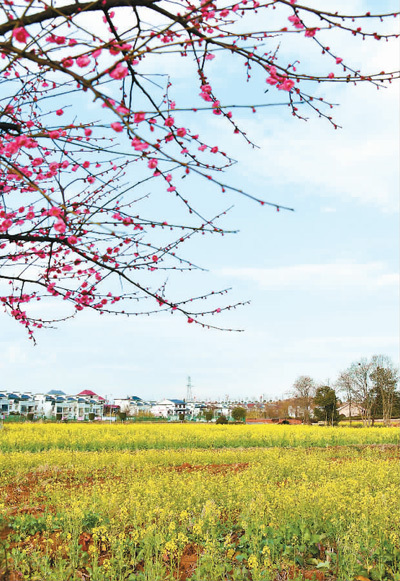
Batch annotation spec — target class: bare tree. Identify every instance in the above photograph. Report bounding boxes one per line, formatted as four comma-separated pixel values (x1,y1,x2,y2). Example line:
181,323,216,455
336,370,355,424
371,355,399,426
292,375,316,424
347,359,377,426
337,356,398,427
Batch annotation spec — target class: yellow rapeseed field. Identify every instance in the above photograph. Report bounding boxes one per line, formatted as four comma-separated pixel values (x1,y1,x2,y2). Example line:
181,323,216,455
1,424,399,580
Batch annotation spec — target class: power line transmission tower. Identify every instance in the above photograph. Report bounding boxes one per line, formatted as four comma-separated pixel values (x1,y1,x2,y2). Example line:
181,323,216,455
186,376,193,402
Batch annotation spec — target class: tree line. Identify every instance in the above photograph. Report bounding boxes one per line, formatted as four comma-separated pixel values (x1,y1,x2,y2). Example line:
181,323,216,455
290,355,399,426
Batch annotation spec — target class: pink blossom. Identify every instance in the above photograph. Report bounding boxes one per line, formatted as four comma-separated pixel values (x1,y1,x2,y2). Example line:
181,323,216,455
305,28,318,37
199,91,213,102
76,56,91,68
177,127,187,137
12,27,30,44
32,158,44,166
116,104,130,115
205,53,215,60
187,317,194,324
54,219,66,233
278,78,295,91
67,235,78,244
62,57,74,68
148,159,158,169
266,75,279,86
336,57,343,64
328,72,335,79
134,112,146,123
111,122,123,132
109,63,129,79
84,128,92,137
48,207,62,217
46,34,66,45
288,15,304,29
131,137,148,151
56,109,64,116
0,219,12,232
164,116,174,127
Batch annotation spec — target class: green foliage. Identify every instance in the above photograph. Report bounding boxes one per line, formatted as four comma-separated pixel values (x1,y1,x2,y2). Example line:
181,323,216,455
216,415,228,424
231,406,247,422
82,510,103,531
204,411,213,422
313,386,340,425
9,514,47,538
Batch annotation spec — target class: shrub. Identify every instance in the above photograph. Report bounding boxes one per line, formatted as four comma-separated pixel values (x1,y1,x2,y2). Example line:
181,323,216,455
216,415,228,425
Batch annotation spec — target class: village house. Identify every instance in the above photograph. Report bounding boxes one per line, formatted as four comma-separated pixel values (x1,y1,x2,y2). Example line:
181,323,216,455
337,402,365,418
0,391,10,416
151,399,186,419
114,395,152,416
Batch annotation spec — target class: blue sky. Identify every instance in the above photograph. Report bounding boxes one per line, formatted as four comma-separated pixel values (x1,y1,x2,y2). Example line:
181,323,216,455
0,0,398,401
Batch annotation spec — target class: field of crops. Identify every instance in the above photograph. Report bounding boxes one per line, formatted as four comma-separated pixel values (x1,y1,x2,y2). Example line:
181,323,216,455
1,424,400,581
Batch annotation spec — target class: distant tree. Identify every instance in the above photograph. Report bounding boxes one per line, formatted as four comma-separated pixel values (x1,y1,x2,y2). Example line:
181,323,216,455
370,356,399,426
390,392,400,419
313,386,340,426
292,376,316,424
120,403,132,417
204,410,214,423
335,370,356,424
263,399,290,420
337,356,398,427
231,406,247,422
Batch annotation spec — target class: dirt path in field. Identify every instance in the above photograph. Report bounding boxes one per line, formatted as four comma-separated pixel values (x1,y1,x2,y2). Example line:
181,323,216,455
169,462,249,474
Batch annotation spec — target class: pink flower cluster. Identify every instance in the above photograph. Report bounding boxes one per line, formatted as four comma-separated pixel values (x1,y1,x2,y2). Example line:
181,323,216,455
287,14,320,38
109,63,129,79
199,84,213,102
0,135,38,157
265,66,295,91
12,27,29,44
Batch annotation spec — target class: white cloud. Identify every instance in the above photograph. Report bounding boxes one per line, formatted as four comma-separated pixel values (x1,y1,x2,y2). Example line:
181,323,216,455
218,262,398,291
